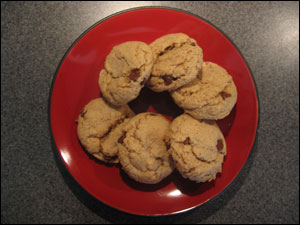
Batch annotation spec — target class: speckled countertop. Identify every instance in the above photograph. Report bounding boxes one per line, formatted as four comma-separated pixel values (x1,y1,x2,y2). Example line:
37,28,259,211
1,1,299,224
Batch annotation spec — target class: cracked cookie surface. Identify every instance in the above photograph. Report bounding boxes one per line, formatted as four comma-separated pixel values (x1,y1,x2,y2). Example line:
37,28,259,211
169,114,226,183
77,98,134,163
146,33,203,92
99,41,153,106
117,112,174,184
171,62,237,120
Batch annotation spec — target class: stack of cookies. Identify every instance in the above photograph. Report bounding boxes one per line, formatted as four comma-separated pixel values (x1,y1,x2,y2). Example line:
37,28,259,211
77,33,237,184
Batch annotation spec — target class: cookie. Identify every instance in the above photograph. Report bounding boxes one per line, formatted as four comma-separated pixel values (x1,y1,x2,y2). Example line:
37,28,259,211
117,112,174,184
77,98,134,163
171,62,237,120
146,33,203,92
168,114,226,183
99,41,153,106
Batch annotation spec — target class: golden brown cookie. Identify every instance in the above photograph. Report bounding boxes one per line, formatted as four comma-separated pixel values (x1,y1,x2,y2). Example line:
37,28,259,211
117,112,174,184
99,41,153,106
77,98,134,163
168,114,226,183
147,33,203,92
171,62,237,120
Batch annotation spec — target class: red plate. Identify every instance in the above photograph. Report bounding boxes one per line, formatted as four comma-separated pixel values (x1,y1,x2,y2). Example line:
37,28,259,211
49,7,258,216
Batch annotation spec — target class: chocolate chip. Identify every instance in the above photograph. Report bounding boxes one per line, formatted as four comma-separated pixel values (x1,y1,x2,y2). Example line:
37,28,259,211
165,44,175,51
183,137,191,145
159,44,175,57
129,69,140,81
216,139,223,151
140,78,147,85
80,110,87,118
162,75,173,85
149,113,157,116
163,136,171,150
155,157,163,162
191,42,196,46
165,141,171,150
118,132,127,144
220,91,231,100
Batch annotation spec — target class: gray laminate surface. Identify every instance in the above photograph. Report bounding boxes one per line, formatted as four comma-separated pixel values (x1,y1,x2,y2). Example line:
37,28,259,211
1,1,299,224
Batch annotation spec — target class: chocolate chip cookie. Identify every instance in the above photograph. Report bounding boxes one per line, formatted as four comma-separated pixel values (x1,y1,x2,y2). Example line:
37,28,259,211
168,114,226,183
146,33,203,92
171,62,237,120
77,98,134,163
99,41,153,106
117,112,174,184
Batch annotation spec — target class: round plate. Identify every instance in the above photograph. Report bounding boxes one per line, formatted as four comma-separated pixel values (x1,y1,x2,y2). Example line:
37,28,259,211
49,7,258,216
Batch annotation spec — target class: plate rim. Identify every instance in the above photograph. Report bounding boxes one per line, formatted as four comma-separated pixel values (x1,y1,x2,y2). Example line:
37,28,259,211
48,6,260,217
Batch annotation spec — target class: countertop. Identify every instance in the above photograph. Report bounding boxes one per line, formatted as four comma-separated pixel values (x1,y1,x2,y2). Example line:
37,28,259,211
1,1,299,224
